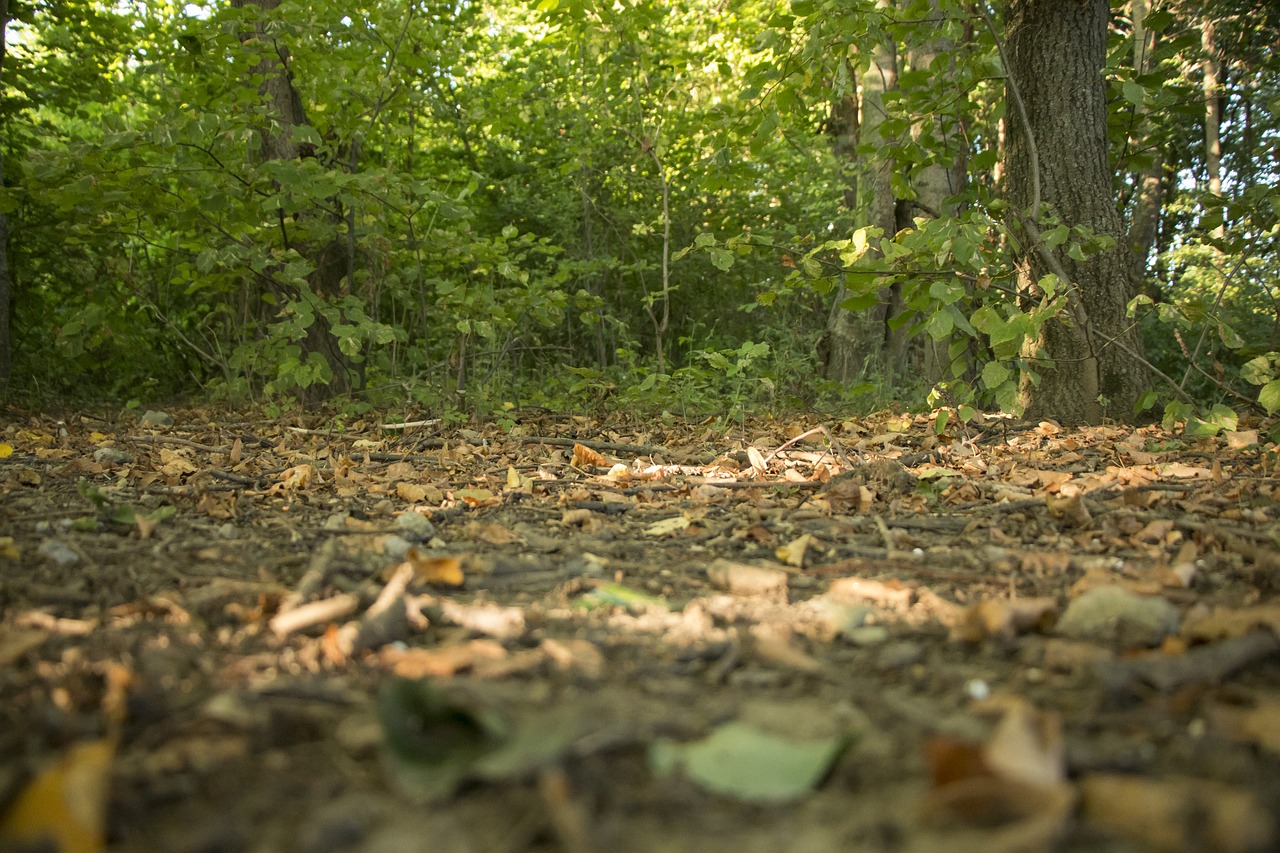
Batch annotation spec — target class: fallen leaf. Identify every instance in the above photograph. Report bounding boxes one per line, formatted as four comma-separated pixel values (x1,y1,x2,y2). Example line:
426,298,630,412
571,443,607,467
706,558,789,600
403,549,464,587
650,721,850,803
0,739,115,853
464,521,522,546
383,640,508,678
953,598,1058,643
1184,604,1280,640
1080,773,1274,853
775,533,814,568
645,515,690,536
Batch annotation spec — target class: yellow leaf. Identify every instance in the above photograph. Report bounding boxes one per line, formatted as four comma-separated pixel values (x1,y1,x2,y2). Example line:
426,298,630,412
775,534,813,568
571,443,608,467
645,516,690,537
1,739,115,853
0,443,15,458
454,488,496,506
405,549,464,587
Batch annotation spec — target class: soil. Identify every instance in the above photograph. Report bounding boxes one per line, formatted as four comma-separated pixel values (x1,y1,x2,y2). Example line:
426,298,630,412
2,407,1279,853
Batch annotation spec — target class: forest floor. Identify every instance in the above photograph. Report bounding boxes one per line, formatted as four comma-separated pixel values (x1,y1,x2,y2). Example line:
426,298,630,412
2,406,1280,853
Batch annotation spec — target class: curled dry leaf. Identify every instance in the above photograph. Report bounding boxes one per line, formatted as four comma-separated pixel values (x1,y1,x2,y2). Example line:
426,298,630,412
571,443,608,467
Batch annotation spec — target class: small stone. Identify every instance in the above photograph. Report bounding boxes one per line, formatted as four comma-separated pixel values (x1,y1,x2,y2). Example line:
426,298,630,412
92,448,133,465
38,539,80,567
844,626,890,647
876,640,924,669
1056,586,1178,648
394,511,437,542
139,410,174,427
382,535,413,560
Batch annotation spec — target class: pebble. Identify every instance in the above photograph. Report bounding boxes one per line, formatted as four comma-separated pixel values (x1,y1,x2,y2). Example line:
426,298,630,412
1056,586,1179,648
843,626,891,647
394,511,437,542
382,535,413,560
38,539,80,566
92,448,133,465
876,640,924,669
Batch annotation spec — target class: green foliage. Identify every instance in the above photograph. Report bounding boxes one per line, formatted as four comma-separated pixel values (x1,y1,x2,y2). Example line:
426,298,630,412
1,0,1277,427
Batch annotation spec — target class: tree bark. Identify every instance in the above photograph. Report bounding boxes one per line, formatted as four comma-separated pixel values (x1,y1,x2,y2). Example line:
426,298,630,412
0,0,11,393
1126,0,1165,289
1201,17,1224,238
822,1,898,384
1006,0,1148,424
905,5,966,385
234,0,353,403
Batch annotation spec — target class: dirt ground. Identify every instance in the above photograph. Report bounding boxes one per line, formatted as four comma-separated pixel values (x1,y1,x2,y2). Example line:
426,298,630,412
2,407,1279,853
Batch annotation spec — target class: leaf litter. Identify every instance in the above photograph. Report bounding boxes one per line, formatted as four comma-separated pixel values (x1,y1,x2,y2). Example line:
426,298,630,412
1,408,1279,852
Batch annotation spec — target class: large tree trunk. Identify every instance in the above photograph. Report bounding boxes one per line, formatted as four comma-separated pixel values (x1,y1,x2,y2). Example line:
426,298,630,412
234,0,352,403
1007,0,1148,424
822,1,898,384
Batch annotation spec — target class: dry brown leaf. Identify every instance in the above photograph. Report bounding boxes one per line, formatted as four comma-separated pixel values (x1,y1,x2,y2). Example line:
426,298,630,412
1207,699,1280,754
983,701,1064,789
750,624,821,672
953,598,1058,643
0,627,47,667
1183,604,1280,641
396,481,431,502
385,461,416,479
826,576,913,609
271,463,319,492
542,638,605,679
382,639,508,678
571,442,608,467
1080,773,1275,853
464,521,523,546
706,558,789,600
453,487,497,507
1045,493,1092,526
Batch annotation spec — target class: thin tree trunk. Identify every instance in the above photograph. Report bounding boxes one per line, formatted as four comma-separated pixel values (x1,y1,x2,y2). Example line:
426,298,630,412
1127,0,1164,288
822,1,897,384
0,0,11,392
1007,0,1148,424
1201,17,1224,238
906,3,966,385
234,0,353,403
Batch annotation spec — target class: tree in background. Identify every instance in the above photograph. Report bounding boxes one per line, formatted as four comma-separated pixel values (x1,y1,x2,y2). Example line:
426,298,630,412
0,0,1276,425
0,0,10,392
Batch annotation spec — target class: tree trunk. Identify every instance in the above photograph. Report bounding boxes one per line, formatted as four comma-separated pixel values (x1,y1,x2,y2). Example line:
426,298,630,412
1126,0,1164,289
234,0,352,403
0,0,11,393
906,6,966,386
1007,0,1148,424
822,2,898,384
1201,17,1224,238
